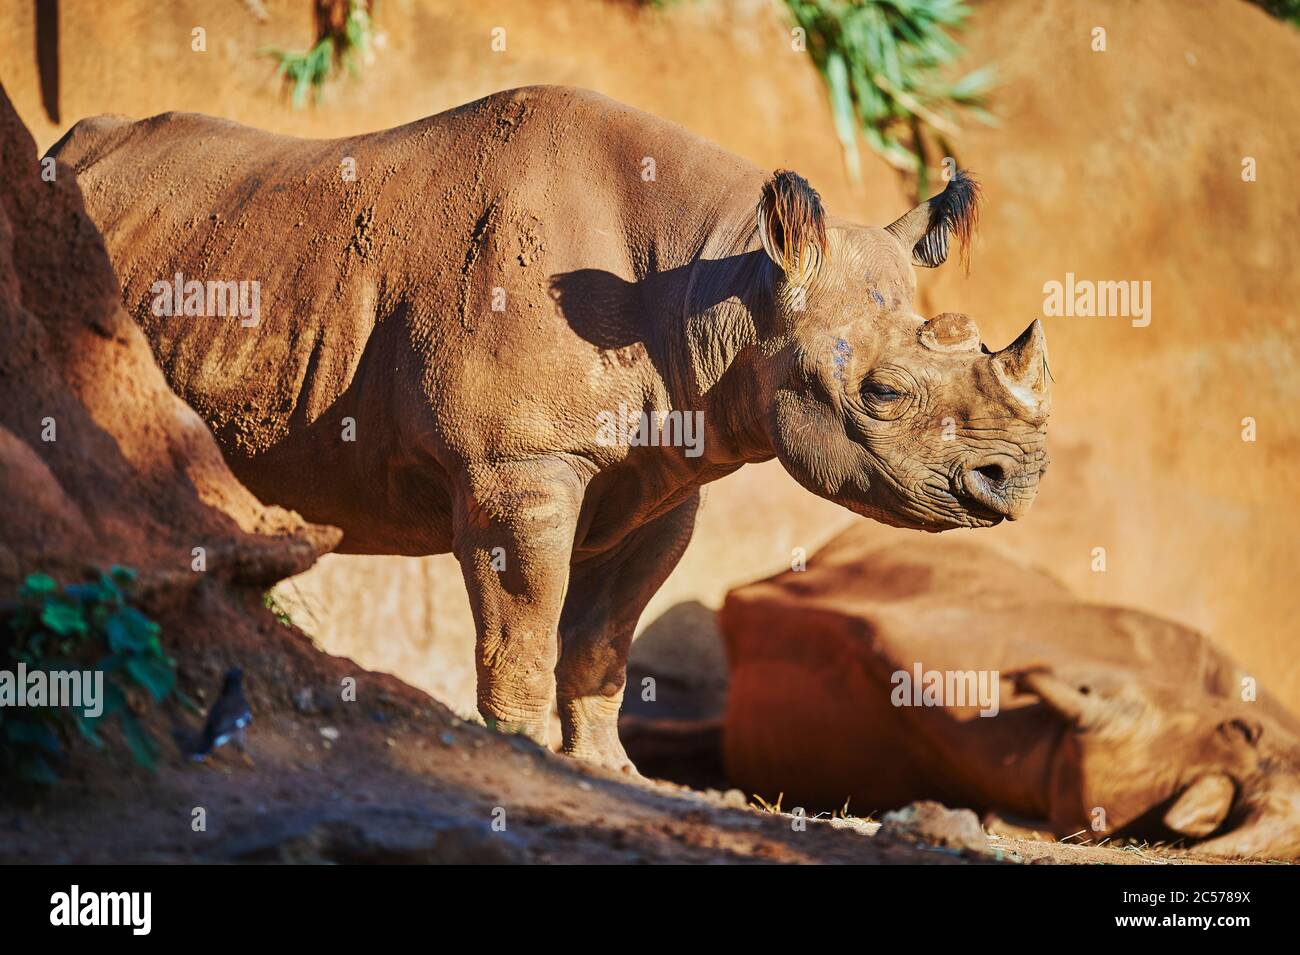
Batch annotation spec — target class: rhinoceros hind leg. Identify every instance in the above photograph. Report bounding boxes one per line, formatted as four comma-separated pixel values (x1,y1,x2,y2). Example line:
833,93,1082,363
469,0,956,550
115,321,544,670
557,493,700,773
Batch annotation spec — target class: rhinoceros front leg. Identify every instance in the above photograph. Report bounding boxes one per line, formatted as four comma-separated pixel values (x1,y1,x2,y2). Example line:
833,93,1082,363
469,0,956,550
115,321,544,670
454,461,586,746
556,492,700,773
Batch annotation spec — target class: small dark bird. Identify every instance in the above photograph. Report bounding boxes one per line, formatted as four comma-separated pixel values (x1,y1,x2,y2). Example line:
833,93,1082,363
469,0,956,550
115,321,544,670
180,668,254,766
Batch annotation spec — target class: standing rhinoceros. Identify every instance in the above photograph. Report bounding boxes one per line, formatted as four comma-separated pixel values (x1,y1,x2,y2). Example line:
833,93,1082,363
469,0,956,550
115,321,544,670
49,86,1049,771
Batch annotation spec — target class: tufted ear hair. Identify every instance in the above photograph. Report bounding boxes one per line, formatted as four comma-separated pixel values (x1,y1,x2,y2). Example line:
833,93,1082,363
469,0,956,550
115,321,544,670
757,170,827,285
886,169,981,270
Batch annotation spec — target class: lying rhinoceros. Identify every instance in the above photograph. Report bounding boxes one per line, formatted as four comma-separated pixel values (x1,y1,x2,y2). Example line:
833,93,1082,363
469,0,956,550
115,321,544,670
720,526,1300,858
49,86,1049,771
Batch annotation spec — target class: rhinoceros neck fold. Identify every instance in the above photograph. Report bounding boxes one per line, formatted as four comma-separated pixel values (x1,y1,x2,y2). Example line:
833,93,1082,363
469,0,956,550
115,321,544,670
646,199,778,467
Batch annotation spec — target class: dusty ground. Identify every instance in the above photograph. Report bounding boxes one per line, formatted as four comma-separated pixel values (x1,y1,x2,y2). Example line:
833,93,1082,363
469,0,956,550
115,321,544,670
0,616,1229,865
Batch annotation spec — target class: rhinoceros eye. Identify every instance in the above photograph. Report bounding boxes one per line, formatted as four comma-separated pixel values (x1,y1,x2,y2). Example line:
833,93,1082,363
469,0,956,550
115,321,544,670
862,379,904,401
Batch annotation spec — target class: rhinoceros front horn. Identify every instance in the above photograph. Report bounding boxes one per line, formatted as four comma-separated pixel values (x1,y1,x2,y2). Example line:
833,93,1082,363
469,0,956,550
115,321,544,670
992,319,1050,415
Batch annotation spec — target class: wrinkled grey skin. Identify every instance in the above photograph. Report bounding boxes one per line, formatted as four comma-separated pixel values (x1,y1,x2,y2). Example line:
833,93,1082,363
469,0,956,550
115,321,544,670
51,87,1049,772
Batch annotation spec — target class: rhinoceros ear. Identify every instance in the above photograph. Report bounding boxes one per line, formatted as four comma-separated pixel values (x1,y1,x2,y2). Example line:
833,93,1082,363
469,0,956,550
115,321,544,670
1163,774,1236,838
886,170,980,270
1014,669,1104,728
757,170,827,284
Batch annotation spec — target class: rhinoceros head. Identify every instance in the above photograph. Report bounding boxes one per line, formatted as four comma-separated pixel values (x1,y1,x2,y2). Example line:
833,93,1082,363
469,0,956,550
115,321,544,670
1020,669,1300,859
752,170,1049,530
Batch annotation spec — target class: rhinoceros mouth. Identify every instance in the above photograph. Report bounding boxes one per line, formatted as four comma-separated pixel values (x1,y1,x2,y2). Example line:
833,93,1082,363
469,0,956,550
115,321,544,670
937,494,1006,529
955,498,1010,526
949,455,1047,523
867,478,1006,531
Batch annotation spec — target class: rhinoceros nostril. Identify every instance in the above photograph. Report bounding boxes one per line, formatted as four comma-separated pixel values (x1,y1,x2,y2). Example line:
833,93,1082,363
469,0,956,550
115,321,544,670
973,463,1008,486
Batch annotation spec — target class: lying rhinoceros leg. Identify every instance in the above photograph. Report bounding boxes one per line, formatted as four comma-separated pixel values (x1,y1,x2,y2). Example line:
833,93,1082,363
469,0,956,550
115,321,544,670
453,460,586,746
557,493,700,772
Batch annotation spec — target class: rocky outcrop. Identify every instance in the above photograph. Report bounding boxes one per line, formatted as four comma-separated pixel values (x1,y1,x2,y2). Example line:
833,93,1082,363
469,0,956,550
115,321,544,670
0,81,337,600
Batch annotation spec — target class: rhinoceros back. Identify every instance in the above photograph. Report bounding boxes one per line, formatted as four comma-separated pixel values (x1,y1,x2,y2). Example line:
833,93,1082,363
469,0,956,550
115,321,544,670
50,86,759,467
50,106,480,460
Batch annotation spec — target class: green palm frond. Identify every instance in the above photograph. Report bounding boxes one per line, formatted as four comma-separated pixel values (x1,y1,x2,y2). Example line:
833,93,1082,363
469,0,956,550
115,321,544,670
786,0,994,187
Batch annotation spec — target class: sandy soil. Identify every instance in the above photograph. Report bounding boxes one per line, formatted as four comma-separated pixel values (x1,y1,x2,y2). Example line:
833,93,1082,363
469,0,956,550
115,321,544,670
0,621,1222,865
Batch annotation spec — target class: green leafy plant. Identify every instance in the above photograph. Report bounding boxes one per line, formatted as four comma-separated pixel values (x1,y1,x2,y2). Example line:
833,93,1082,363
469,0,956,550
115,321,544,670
267,0,374,108
785,0,994,191
262,590,295,627
1,567,178,785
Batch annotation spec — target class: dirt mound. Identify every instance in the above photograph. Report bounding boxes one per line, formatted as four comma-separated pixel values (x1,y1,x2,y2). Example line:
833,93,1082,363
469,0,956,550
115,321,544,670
0,70,355,774
0,92,336,594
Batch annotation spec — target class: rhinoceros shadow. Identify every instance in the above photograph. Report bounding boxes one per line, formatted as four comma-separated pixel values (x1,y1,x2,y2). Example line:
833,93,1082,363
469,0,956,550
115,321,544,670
547,250,770,358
